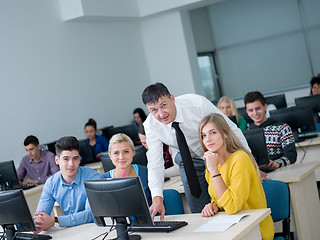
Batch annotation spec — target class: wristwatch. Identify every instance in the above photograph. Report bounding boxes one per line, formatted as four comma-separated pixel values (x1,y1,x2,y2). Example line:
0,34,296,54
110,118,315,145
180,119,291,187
53,217,60,228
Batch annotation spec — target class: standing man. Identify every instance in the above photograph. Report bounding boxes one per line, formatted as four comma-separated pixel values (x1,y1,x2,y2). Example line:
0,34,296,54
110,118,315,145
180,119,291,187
17,135,59,185
34,136,101,233
142,82,249,219
244,91,297,169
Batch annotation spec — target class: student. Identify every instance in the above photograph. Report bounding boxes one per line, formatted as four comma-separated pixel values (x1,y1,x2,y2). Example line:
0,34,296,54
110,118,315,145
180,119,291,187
101,133,152,206
310,75,320,95
244,91,297,168
84,118,109,160
17,135,59,185
141,82,249,218
218,96,247,130
133,108,147,135
199,113,274,240
138,124,179,178
33,136,101,233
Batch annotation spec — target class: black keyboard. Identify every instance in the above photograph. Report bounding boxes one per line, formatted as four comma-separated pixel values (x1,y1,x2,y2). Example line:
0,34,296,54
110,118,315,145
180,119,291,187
15,232,52,240
130,220,188,233
6,184,37,191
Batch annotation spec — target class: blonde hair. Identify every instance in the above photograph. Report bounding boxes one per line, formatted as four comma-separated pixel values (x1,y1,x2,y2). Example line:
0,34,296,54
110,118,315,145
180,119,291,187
198,113,260,179
108,133,135,155
218,96,242,122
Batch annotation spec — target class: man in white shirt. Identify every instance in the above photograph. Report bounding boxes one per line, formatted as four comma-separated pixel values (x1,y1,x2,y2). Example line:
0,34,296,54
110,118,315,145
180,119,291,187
142,83,249,220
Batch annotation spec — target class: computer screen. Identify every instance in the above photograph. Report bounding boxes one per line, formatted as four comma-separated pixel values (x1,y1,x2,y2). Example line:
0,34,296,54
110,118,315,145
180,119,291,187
237,107,253,125
270,106,316,142
0,189,36,240
79,139,98,165
228,115,237,125
108,125,140,145
0,160,20,191
295,95,320,123
265,94,287,109
242,128,270,167
85,177,152,240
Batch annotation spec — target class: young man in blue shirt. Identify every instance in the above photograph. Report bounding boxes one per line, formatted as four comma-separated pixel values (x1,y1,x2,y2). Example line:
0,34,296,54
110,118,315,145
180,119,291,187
33,136,101,233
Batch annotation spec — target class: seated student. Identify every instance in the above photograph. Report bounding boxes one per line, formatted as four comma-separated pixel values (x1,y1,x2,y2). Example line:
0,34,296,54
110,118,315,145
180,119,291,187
244,91,297,169
33,136,101,233
133,108,147,135
17,135,59,185
84,118,109,160
310,75,320,95
138,124,180,178
199,113,274,240
218,96,247,130
101,133,152,206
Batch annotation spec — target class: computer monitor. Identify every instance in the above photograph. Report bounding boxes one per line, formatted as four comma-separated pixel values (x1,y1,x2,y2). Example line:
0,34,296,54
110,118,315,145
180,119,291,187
79,139,100,165
270,106,316,142
85,177,151,240
108,125,140,145
0,189,36,239
228,115,237,125
242,128,270,167
265,94,287,109
237,107,253,125
295,95,320,123
0,160,20,191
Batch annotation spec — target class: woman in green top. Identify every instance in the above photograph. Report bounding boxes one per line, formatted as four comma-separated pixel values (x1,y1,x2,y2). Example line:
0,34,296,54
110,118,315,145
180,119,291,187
218,96,247,131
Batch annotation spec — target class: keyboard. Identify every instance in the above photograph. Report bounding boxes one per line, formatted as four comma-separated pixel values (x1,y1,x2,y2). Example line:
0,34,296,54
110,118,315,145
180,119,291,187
15,233,52,240
259,166,276,173
130,220,188,233
7,184,37,191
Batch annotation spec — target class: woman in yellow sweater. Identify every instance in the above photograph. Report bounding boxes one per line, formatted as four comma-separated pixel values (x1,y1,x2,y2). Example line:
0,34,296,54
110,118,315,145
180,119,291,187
198,113,274,240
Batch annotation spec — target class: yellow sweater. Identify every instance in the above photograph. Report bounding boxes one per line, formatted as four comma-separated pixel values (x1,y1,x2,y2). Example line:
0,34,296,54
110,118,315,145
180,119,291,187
205,150,274,240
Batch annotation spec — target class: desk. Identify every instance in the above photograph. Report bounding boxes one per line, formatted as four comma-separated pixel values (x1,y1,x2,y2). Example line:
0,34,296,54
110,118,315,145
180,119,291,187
43,209,270,240
268,161,320,240
24,185,43,214
85,161,104,174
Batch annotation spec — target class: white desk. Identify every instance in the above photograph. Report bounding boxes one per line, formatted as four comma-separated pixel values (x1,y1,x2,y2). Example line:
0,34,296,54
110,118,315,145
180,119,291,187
85,161,104,174
43,209,270,240
268,161,320,240
24,184,44,214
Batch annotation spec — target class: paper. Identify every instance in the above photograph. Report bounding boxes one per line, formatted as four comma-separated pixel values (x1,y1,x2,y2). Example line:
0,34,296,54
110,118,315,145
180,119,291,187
193,214,248,232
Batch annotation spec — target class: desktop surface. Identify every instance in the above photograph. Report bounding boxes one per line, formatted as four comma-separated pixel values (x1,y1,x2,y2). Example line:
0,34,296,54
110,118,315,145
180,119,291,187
42,209,270,240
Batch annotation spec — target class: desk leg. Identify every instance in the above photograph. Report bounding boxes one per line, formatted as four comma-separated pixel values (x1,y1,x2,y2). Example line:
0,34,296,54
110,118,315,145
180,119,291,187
289,172,320,240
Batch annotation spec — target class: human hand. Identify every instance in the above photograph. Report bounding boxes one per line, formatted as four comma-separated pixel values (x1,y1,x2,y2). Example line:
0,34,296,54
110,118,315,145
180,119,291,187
201,202,219,218
149,196,165,221
259,170,271,180
96,153,101,159
203,151,219,174
33,210,54,233
269,160,280,169
25,179,38,185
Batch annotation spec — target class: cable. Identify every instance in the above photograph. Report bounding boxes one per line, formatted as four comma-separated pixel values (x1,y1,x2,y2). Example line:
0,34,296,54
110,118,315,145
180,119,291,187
297,138,313,163
91,219,115,240
113,219,135,240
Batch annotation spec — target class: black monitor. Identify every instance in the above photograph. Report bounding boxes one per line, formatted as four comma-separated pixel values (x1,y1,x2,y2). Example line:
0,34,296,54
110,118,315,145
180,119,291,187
270,106,316,142
85,177,151,240
242,128,270,167
108,125,140,145
265,94,287,109
295,95,320,123
0,160,20,191
79,139,100,165
0,189,36,239
237,107,253,125
228,115,237,125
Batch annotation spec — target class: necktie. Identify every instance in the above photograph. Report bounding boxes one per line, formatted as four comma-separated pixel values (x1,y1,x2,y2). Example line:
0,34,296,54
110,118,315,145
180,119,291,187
172,122,202,198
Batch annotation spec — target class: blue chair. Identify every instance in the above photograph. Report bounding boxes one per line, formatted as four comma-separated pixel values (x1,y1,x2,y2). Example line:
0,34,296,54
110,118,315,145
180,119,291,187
163,189,184,215
262,180,290,240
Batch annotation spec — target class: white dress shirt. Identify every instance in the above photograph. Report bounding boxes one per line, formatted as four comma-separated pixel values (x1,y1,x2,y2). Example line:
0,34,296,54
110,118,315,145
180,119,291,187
144,94,249,198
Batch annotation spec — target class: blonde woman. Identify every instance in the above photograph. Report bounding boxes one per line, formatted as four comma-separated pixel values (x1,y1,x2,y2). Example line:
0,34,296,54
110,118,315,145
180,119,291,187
101,133,151,206
199,113,274,240
218,96,247,130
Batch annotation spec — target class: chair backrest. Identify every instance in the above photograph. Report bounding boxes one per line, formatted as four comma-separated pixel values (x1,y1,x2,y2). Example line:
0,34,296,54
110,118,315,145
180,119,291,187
262,180,290,239
163,189,184,215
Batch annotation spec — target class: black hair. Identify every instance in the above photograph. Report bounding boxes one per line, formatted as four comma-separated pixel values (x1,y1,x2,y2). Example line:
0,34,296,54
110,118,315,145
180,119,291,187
55,136,80,157
133,108,147,122
310,76,320,95
138,124,145,135
244,91,266,107
85,118,97,130
24,135,39,146
142,82,171,105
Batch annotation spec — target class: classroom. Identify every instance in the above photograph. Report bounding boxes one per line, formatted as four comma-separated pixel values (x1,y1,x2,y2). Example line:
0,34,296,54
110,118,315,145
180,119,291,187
0,0,320,239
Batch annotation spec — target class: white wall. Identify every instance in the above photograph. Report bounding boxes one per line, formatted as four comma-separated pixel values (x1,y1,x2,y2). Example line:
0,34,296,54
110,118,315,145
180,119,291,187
0,1,150,164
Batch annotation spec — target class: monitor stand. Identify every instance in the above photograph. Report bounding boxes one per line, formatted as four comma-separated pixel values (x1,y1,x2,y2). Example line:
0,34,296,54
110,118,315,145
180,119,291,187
113,221,141,240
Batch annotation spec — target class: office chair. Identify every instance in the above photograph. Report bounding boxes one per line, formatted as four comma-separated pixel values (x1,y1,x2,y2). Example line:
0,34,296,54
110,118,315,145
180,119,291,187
163,189,184,215
262,180,290,240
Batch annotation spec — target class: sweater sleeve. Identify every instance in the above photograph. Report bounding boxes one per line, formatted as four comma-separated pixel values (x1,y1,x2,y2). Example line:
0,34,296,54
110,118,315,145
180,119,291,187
218,155,252,215
277,124,297,166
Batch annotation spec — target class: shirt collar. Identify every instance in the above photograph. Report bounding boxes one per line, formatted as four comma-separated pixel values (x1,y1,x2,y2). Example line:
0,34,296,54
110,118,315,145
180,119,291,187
28,151,44,164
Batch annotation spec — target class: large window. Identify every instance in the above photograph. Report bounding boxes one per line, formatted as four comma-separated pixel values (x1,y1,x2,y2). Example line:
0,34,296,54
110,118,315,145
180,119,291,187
197,52,221,102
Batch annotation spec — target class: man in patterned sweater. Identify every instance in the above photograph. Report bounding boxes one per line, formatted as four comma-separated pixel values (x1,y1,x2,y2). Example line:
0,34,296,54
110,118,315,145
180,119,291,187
244,91,297,169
